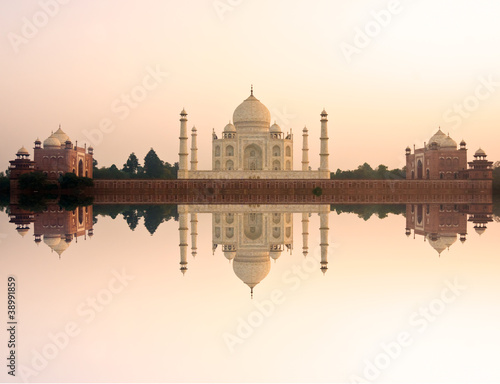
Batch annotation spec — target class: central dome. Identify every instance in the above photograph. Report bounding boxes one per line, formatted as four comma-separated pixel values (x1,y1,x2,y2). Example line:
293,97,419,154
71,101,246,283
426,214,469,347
427,128,457,150
232,90,271,131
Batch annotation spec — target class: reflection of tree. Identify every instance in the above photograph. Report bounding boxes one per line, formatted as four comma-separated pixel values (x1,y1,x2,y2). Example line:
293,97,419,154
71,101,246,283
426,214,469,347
122,209,139,231
93,204,178,234
331,204,406,220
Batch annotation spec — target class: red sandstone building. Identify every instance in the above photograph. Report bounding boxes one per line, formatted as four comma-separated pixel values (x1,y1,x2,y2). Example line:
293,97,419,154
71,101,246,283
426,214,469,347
9,202,93,257
9,126,93,188
405,128,493,180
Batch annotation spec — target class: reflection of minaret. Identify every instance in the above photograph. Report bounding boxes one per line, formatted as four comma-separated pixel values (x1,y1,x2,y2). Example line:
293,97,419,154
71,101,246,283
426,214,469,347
179,211,189,275
319,212,329,274
190,213,198,257
302,212,309,256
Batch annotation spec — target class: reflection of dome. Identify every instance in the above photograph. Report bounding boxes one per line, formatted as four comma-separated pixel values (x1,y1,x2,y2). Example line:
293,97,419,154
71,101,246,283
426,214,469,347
17,146,29,156
233,90,271,131
427,129,457,149
270,122,281,133
475,148,486,157
426,234,457,254
233,252,271,297
223,121,236,132
52,127,69,143
475,226,486,235
16,227,29,237
43,135,61,148
53,240,69,256
270,250,281,261
43,235,61,249
224,251,236,262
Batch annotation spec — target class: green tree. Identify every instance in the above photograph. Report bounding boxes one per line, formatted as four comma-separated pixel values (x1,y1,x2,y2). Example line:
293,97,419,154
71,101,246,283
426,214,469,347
123,153,140,175
18,172,49,191
144,148,164,178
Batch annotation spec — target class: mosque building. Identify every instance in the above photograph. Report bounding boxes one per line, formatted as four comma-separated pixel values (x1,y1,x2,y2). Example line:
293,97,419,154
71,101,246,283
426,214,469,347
405,128,493,180
177,205,331,298
9,126,94,189
177,87,330,179
405,203,493,256
8,201,93,257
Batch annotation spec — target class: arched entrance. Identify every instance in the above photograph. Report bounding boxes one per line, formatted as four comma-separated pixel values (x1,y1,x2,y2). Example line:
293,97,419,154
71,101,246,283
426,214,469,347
417,159,423,179
244,144,263,170
78,159,84,177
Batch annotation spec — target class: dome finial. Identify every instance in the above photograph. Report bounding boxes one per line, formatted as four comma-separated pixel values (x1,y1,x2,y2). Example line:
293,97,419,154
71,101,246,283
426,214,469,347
251,287,254,299
251,84,253,96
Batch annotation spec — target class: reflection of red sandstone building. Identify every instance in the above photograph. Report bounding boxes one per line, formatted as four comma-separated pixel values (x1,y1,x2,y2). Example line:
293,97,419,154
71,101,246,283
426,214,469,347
9,126,93,188
9,202,93,257
405,128,493,180
405,203,493,256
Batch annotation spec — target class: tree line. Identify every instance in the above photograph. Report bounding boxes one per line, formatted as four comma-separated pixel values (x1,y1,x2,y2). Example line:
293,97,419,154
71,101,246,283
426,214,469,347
331,163,406,180
93,149,179,179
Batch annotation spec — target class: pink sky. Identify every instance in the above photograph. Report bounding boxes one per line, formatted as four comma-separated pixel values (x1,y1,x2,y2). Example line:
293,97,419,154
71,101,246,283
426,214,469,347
1,0,499,173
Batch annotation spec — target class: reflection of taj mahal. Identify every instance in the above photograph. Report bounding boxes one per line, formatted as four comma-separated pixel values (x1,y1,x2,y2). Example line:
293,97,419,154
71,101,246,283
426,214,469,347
178,87,330,179
178,205,331,298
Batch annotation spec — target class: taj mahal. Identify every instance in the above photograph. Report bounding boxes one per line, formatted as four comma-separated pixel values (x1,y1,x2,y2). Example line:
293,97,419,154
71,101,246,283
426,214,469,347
177,87,330,179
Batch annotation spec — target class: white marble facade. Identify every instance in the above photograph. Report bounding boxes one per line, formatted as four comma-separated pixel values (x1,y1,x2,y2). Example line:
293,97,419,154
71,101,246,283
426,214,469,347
178,88,330,179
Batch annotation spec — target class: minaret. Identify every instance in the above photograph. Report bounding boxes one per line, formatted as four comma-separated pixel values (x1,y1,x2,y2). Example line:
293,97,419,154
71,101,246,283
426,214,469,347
319,109,329,177
190,126,198,171
302,212,309,256
319,212,329,274
179,211,189,275
302,126,309,171
178,108,189,179
190,213,198,258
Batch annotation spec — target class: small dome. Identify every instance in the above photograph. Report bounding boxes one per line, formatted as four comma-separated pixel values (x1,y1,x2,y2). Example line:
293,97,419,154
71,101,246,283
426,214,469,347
427,129,457,150
233,91,271,131
426,234,457,255
43,235,61,249
303,126,308,132
270,250,281,261
270,121,282,133
35,138,41,144
460,139,466,146
53,240,69,256
475,148,486,157
17,146,29,156
475,226,486,235
43,135,61,148
224,121,236,132
52,127,69,143
224,251,236,261
16,227,29,237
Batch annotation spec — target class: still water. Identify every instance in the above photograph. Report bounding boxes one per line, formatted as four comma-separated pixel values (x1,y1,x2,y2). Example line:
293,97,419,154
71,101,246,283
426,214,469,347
1,202,499,383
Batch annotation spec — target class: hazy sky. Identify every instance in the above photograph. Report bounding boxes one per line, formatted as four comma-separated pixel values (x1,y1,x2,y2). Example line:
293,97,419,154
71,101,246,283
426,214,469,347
1,0,500,172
